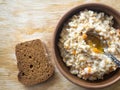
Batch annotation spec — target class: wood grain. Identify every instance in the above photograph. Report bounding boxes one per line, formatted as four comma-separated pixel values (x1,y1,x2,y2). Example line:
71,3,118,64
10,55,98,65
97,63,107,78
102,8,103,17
0,0,120,90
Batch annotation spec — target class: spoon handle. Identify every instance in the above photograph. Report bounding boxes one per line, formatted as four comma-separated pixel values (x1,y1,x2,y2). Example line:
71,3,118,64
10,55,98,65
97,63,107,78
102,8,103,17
105,53,120,68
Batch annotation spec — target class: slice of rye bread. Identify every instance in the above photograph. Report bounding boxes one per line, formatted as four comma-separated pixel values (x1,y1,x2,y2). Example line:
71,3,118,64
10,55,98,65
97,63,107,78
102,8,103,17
15,39,54,86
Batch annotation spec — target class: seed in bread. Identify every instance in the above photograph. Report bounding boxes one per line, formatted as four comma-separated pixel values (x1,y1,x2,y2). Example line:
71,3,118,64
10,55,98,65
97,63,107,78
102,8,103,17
15,39,54,86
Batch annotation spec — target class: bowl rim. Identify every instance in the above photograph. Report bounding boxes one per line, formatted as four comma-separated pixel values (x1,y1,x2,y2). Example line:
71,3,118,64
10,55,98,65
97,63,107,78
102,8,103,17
52,3,120,89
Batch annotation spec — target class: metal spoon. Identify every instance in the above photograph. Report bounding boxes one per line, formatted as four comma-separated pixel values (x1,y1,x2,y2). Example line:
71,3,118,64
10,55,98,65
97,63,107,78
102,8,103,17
86,30,120,67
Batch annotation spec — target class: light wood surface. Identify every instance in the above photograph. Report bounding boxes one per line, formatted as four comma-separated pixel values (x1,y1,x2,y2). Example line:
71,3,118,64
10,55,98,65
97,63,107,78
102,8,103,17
0,0,120,90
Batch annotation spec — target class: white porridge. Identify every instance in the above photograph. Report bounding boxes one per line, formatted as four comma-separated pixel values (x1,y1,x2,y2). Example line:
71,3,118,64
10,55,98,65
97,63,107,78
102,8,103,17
58,10,120,80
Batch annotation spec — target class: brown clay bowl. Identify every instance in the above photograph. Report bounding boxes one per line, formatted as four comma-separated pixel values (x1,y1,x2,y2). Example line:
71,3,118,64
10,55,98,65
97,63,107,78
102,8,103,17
53,3,120,89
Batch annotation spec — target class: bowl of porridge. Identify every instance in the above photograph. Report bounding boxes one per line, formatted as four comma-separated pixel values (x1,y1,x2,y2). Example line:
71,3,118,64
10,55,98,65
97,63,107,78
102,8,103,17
53,3,120,88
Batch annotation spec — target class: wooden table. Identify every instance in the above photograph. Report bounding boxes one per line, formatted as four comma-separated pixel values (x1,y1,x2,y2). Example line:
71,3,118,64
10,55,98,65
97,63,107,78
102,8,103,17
0,0,120,90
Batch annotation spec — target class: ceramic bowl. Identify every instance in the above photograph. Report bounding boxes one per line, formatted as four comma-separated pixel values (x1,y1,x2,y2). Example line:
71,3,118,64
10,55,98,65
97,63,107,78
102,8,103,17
53,3,120,89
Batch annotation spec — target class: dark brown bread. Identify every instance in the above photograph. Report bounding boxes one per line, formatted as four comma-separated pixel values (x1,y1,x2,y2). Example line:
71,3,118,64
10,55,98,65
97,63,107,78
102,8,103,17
15,39,54,86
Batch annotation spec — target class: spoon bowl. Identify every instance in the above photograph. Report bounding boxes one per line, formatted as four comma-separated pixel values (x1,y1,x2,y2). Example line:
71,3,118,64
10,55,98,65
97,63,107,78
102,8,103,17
86,29,120,67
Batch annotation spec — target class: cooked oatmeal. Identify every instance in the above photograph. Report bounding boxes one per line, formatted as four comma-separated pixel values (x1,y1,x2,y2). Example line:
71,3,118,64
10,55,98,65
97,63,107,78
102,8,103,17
58,10,120,80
